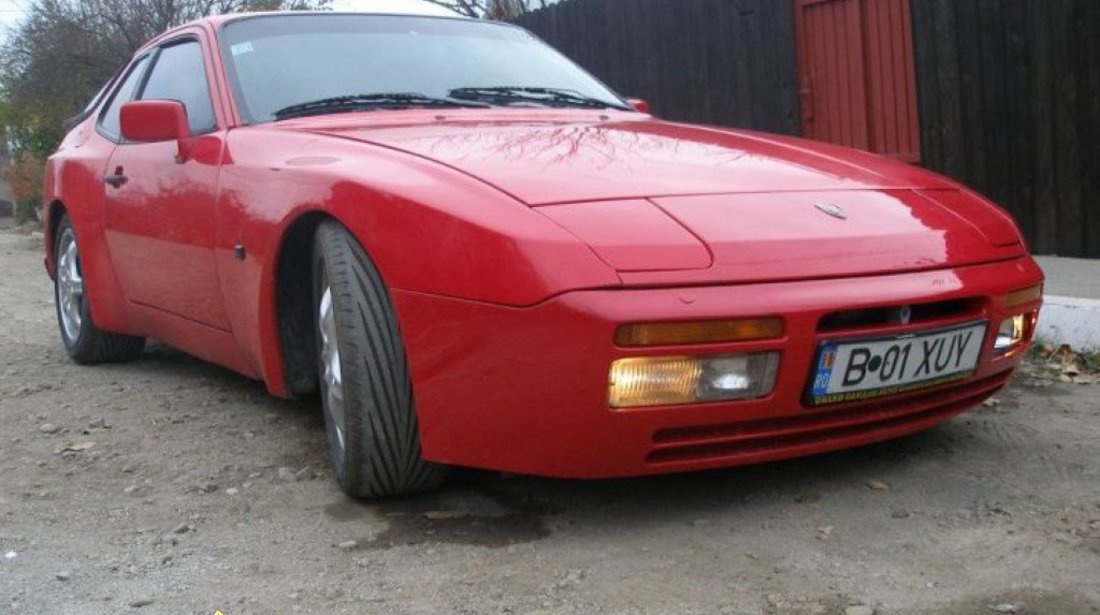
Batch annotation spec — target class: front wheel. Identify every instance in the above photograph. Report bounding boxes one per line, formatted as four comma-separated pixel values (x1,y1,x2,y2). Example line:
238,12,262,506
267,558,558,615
54,216,145,364
313,221,446,498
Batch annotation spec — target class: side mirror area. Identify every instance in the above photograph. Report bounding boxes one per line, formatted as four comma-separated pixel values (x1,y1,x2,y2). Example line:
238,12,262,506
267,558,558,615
627,98,651,114
120,100,194,162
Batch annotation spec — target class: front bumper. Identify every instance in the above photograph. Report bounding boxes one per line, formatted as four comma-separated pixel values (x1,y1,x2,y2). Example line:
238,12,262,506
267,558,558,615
393,257,1043,478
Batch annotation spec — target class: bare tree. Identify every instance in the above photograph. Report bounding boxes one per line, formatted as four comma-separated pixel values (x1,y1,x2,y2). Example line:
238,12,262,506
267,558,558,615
79,0,332,50
419,0,551,19
0,0,330,157
0,0,331,209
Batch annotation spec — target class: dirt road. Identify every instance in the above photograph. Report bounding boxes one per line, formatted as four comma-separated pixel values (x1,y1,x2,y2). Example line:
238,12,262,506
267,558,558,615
1,230,1098,615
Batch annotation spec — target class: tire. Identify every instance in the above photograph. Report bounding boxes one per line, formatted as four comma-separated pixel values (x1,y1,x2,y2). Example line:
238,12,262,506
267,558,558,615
54,215,145,365
312,221,446,498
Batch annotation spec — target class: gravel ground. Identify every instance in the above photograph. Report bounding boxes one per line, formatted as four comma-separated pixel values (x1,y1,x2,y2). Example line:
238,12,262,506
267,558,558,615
1,230,1098,615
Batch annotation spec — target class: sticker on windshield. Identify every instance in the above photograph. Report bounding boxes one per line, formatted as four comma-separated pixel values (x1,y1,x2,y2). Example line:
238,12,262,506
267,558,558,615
231,42,254,57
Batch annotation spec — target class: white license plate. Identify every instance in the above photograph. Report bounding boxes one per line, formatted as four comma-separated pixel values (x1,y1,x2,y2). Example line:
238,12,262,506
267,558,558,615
808,321,987,406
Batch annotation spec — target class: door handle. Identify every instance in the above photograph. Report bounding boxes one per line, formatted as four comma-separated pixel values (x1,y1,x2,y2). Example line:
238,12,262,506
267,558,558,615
104,166,128,188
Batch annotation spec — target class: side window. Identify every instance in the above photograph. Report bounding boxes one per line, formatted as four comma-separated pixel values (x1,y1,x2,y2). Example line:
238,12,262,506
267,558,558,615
83,75,114,115
99,56,151,139
140,41,217,134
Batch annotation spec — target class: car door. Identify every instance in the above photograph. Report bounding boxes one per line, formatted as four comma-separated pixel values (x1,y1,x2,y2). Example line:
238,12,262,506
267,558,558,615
102,35,231,330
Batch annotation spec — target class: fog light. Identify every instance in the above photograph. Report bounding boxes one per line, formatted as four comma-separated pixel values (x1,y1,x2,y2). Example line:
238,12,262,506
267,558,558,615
609,352,780,408
993,314,1026,353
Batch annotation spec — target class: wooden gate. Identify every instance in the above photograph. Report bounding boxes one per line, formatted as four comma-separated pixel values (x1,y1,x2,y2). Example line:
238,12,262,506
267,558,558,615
794,0,921,162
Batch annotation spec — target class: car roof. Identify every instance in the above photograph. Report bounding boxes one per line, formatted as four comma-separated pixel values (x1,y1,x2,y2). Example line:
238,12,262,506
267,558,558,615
149,10,496,49
190,10,477,30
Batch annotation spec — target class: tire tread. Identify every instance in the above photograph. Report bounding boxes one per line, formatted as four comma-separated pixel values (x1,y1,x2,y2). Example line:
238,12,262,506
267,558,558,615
315,221,445,498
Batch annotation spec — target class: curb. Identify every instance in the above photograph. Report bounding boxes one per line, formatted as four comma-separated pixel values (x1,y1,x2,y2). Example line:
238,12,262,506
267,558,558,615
1037,295,1100,351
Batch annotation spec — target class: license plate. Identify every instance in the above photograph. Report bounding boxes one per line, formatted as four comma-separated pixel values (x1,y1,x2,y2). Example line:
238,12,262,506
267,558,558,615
808,321,987,406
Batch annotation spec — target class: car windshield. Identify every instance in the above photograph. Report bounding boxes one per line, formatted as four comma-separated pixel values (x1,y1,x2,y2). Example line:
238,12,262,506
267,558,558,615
219,14,628,123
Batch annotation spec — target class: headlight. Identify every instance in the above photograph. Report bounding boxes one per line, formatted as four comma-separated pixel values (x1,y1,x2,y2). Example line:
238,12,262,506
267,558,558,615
609,352,780,408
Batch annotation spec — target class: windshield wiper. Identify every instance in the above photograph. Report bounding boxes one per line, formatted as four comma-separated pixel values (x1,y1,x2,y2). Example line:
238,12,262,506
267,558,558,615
273,93,489,120
448,87,633,111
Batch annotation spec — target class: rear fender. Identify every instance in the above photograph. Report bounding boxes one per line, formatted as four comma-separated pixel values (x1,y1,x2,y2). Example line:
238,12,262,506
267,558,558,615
44,147,139,337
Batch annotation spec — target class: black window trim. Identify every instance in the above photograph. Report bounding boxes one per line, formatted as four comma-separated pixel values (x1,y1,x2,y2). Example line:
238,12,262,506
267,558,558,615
136,35,221,137
95,52,153,143
64,64,125,132
97,34,221,144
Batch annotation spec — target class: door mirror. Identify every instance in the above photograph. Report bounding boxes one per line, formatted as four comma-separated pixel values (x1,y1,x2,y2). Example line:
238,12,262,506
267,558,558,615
119,100,194,162
627,98,651,114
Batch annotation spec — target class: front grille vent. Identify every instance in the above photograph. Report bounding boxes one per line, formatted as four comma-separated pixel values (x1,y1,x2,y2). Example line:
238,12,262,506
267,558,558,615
818,298,979,332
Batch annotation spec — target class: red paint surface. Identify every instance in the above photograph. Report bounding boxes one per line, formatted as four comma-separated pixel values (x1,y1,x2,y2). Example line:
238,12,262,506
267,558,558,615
397,257,1041,476
43,15,1042,478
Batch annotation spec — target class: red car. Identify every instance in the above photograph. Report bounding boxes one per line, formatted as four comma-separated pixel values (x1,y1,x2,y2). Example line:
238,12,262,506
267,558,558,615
44,12,1043,498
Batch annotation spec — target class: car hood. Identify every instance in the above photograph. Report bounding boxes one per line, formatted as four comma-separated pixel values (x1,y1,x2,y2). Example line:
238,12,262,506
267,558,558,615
291,112,1025,283
297,112,957,204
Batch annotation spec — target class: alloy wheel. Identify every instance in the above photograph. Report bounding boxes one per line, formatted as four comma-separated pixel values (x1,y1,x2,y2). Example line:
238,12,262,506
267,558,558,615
57,231,84,343
318,283,347,461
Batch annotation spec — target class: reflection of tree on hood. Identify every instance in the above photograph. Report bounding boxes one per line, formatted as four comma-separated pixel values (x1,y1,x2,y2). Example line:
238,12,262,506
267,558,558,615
410,120,751,171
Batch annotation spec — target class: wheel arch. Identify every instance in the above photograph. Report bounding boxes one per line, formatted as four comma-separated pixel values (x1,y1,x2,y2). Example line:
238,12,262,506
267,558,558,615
44,200,69,279
272,210,336,397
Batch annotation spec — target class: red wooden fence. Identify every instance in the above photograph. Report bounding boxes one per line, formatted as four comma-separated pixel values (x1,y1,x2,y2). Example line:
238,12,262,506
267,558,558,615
794,0,921,162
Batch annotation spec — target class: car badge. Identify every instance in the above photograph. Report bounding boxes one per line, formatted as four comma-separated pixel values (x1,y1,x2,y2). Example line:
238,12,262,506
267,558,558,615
814,202,848,220
898,305,913,325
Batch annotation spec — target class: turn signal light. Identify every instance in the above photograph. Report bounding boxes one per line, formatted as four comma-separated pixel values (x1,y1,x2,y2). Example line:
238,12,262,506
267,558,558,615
1005,285,1042,308
608,352,780,408
615,317,783,347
